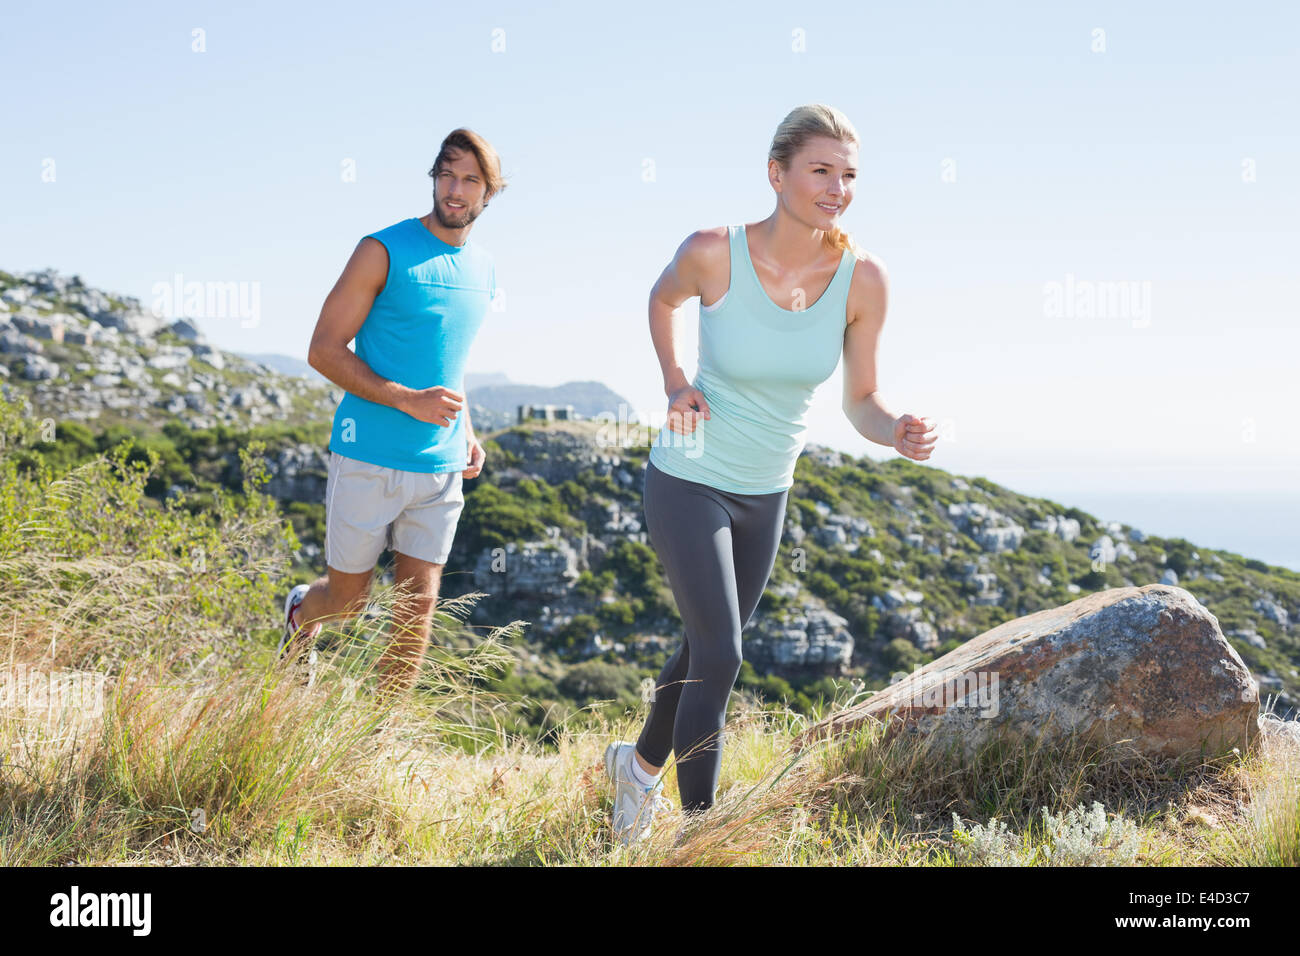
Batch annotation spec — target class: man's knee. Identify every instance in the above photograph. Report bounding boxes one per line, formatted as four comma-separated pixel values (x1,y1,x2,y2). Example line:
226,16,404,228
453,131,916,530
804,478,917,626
324,566,373,615
391,553,443,613
395,552,443,582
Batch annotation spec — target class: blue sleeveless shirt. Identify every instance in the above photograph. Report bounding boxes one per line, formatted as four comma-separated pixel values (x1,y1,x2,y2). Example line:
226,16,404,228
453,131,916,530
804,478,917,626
649,224,855,494
328,217,496,473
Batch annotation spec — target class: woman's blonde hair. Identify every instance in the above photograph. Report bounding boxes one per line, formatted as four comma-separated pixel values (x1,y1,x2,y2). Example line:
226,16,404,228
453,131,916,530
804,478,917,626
768,104,861,257
428,128,508,203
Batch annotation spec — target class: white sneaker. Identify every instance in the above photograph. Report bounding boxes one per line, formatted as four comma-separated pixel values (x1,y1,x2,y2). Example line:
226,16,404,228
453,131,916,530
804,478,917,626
279,583,321,686
604,741,671,846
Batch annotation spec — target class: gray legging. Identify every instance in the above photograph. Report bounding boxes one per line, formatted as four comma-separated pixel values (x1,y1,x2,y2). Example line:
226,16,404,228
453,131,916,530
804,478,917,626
636,458,789,814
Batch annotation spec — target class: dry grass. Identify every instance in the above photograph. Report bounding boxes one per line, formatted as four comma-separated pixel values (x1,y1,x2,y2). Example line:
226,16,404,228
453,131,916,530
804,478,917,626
0,401,1295,866
4,642,1296,866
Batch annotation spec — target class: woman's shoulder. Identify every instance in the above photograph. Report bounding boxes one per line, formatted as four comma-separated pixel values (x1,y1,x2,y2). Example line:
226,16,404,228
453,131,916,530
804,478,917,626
682,225,731,251
846,250,889,327
849,247,888,287
676,226,732,272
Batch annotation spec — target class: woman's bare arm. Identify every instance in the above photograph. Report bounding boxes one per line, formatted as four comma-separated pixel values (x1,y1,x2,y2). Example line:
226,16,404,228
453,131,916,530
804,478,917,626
648,229,728,432
842,255,898,446
842,255,936,459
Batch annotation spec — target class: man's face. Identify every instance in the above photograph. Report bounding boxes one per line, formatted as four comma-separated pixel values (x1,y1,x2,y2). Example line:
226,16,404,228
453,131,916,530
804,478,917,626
433,148,489,228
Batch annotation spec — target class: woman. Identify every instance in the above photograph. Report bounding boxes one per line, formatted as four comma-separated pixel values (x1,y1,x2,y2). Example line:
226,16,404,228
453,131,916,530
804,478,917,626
604,103,937,845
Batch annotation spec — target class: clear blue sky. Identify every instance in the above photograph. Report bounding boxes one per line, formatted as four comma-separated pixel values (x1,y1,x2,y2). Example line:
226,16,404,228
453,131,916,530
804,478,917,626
3,1,1297,518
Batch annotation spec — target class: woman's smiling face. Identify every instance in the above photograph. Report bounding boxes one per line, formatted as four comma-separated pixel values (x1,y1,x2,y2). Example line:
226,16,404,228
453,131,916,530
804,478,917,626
771,135,858,228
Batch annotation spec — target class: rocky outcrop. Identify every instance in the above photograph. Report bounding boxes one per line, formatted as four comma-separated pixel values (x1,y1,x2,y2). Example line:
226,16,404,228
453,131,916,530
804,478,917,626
1090,533,1137,565
0,268,336,428
948,501,1025,553
1253,597,1290,629
491,427,637,489
958,560,1005,606
744,593,855,673
809,501,873,551
263,444,329,501
20,355,60,381
471,530,581,599
1032,513,1081,543
0,326,42,355
795,584,1260,761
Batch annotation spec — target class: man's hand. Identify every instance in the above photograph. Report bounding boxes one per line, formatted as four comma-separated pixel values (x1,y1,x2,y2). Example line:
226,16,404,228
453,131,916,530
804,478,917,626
401,386,464,427
463,433,486,479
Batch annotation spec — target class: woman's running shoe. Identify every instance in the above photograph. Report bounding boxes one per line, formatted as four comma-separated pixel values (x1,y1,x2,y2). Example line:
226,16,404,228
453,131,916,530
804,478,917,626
604,741,671,845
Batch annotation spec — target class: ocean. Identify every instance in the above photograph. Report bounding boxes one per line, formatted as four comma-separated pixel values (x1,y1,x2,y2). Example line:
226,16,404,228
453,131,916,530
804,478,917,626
1037,490,1300,573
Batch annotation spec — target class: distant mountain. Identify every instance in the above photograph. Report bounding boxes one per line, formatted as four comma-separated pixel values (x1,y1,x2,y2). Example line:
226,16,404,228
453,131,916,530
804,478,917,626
463,377,640,432
465,372,512,389
234,352,323,382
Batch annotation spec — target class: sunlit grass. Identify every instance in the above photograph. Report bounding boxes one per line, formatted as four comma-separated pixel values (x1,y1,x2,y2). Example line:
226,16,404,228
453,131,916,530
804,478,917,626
0,391,1296,866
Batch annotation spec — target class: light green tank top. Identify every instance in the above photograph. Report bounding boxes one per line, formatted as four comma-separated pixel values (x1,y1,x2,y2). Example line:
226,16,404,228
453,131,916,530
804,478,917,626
649,223,856,494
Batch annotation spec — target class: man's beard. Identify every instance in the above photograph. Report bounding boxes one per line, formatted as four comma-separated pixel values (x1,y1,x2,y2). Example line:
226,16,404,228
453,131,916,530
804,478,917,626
433,199,481,229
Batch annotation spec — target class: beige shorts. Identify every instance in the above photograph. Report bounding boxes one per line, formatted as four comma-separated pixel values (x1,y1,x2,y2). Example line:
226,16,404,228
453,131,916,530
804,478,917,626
324,451,465,573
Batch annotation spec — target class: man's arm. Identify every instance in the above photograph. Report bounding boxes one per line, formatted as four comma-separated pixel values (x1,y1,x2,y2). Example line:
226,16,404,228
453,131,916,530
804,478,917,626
308,238,413,411
460,386,487,479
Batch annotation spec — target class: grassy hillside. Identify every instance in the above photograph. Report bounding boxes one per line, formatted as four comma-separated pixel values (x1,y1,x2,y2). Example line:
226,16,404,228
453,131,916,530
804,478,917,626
4,401,1298,738
0,391,1296,866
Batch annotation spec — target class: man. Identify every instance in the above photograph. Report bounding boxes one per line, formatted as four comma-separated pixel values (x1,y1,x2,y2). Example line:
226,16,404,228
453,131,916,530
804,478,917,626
278,128,505,701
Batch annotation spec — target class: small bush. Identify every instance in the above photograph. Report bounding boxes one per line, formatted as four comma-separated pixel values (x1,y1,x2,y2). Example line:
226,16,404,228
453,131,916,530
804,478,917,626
1040,801,1140,866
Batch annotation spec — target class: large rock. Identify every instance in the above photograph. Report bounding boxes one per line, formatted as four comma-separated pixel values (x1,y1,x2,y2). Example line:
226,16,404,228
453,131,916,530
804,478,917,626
63,324,101,346
21,354,60,381
146,345,193,370
168,318,205,342
10,312,66,342
91,307,166,338
192,343,225,370
795,584,1260,761
1253,597,1290,629
0,329,41,355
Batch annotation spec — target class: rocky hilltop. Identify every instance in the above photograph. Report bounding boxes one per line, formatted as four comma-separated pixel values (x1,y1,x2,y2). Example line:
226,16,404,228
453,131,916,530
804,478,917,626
0,268,343,430
0,268,634,436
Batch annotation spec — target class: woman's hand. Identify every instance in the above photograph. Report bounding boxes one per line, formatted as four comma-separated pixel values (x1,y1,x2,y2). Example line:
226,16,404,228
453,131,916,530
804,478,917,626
463,433,486,479
666,385,711,434
892,413,937,461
